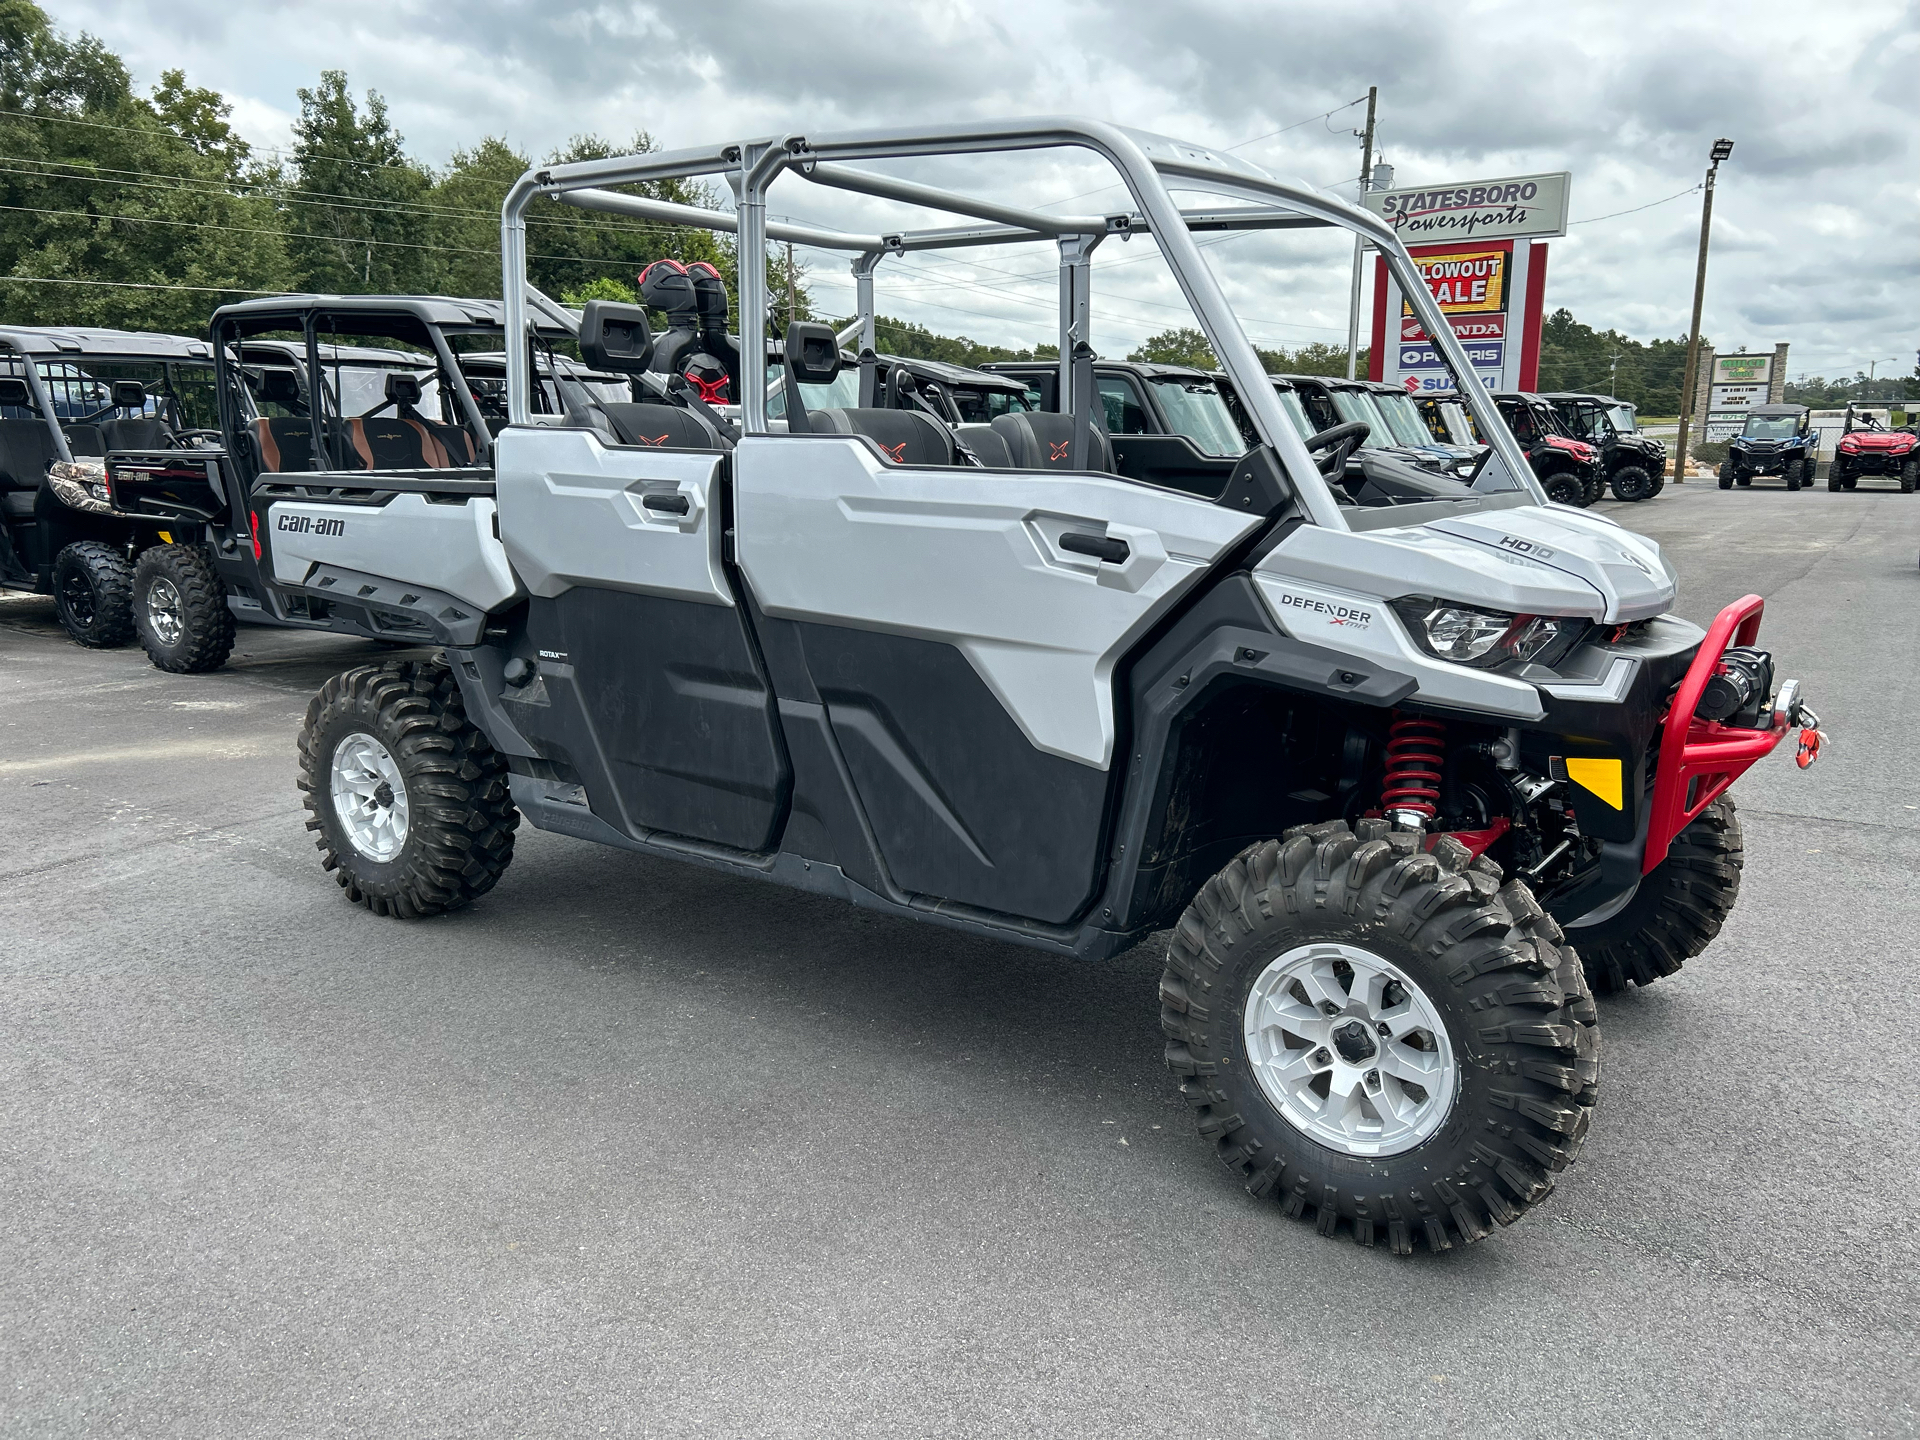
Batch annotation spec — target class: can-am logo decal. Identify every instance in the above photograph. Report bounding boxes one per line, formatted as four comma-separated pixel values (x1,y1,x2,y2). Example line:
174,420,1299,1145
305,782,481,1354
1276,592,1373,628
277,513,345,537
1498,535,1553,559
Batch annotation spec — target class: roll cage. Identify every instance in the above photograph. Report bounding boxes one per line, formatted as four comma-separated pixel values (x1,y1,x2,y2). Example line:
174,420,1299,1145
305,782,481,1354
0,326,220,462
207,295,580,474
496,118,1547,526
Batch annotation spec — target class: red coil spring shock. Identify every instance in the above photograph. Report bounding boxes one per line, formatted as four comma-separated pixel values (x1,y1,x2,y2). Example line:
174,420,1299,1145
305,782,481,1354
1382,713,1447,825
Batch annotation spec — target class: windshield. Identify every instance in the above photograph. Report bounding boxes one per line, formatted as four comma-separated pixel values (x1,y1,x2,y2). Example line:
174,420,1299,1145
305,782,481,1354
1606,403,1636,434
1271,386,1315,440
1368,390,1435,448
326,362,442,418
1148,376,1245,456
766,360,860,420
1329,387,1388,442
1742,415,1799,440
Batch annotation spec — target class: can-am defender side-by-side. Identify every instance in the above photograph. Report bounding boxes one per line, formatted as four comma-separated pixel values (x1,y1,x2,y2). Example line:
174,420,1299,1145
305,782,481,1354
1828,402,1918,493
283,121,1825,1254
98,297,674,673
1720,404,1818,491
0,326,229,658
1547,392,1667,502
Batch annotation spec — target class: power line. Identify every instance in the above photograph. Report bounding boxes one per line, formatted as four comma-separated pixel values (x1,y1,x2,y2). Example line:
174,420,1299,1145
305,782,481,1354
0,150,704,236
0,198,695,269
1571,185,1702,226
0,273,286,295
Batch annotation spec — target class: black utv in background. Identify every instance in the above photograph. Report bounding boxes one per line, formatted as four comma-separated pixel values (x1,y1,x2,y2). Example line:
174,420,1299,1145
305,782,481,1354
1492,392,1605,506
1546,392,1666,502
0,325,229,659
1719,405,1816,491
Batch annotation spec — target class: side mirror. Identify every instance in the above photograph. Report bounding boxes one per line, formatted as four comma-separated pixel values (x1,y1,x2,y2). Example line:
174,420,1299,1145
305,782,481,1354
111,380,147,409
784,321,841,384
579,300,654,374
0,377,31,407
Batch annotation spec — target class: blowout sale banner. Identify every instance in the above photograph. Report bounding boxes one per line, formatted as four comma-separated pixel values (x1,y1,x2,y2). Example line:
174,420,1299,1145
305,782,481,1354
1409,248,1508,313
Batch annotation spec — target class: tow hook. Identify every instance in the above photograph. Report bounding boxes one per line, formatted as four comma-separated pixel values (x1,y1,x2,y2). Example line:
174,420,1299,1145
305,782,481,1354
1775,679,1826,769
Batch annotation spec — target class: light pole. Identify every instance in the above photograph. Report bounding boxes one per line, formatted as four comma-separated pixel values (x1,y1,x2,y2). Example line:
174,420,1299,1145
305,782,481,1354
1672,138,1734,483
1862,358,1895,400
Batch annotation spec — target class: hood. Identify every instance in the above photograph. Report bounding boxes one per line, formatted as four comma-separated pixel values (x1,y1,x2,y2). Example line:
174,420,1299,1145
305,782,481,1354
1424,506,1675,621
1262,502,1676,625
1839,431,1913,450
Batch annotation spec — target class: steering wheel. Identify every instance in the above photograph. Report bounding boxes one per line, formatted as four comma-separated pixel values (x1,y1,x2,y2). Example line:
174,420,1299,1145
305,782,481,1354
1302,420,1369,479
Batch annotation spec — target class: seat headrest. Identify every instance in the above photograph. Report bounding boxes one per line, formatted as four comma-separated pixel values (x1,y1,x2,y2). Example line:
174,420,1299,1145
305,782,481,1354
685,261,730,326
639,259,697,315
384,372,423,407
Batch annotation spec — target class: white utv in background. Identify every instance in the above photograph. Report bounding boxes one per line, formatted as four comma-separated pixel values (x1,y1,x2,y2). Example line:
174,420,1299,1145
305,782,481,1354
273,120,1825,1254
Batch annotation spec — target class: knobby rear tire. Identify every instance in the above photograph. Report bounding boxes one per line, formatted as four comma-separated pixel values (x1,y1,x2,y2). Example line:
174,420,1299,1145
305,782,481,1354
51,540,134,648
1160,819,1600,1254
297,657,518,918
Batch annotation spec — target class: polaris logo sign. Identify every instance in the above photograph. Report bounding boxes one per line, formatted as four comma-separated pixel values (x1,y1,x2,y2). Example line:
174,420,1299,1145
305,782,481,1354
277,513,345,537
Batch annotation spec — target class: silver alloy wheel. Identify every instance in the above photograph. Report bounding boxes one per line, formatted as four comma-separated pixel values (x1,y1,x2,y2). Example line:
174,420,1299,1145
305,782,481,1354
146,575,184,646
1242,941,1457,1158
330,731,410,862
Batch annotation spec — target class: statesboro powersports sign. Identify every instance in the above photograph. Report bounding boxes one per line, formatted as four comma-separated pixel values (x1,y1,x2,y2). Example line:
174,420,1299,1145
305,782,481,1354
1361,172,1572,242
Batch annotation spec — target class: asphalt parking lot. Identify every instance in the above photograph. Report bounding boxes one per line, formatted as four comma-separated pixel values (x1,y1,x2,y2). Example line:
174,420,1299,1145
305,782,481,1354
4,480,1917,1438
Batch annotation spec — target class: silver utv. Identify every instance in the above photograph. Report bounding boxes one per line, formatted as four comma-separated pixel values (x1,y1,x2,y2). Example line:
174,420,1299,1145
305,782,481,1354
291,119,1823,1254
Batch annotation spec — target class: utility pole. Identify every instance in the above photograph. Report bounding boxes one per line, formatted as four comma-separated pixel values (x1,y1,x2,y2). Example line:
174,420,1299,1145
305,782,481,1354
1608,352,1622,396
1345,86,1378,381
1671,138,1734,483
785,240,796,328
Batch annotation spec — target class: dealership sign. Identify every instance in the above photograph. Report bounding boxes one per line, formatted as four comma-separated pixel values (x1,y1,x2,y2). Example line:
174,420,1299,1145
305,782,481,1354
1361,171,1572,242
1371,237,1548,396
1704,353,1777,441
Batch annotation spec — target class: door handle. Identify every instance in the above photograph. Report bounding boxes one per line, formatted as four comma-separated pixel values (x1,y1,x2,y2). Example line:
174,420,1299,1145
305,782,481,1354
641,492,691,515
1059,531,1128,564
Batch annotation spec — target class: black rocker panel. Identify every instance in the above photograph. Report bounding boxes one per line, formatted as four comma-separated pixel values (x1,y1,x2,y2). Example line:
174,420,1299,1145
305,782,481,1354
519,589,789,853
792,621,1110,924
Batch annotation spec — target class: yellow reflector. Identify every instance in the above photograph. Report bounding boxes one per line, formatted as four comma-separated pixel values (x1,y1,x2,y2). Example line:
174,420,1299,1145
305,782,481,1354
157,530,172,544
1565,756,1623,810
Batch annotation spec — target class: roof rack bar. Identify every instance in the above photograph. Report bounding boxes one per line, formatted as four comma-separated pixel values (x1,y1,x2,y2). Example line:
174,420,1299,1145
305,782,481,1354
799,160,1108,239
557,187,887,254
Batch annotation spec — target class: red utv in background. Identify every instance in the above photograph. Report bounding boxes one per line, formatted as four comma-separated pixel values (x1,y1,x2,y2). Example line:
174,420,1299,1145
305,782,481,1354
1828,402,1918,493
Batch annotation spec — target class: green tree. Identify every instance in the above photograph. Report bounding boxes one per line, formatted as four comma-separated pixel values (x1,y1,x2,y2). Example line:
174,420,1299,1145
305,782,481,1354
1256,339,1366,378
840,314,1049,366
284,70,435,294
1536,308,1693,415
0,1,292,332
1129,327,1216,368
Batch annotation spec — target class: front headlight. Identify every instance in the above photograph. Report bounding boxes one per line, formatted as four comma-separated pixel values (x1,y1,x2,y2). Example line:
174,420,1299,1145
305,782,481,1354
1393,599,1589,670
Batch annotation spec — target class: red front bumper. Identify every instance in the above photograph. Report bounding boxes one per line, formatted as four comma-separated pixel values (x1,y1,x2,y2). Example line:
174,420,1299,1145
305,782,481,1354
1642,594,1796,874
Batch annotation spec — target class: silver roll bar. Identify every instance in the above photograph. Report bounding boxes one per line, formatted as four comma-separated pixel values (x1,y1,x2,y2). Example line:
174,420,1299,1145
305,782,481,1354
498,116,1549,523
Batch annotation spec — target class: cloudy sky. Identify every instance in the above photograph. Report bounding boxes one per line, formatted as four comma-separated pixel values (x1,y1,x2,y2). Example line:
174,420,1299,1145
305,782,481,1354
48,0,1920,381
